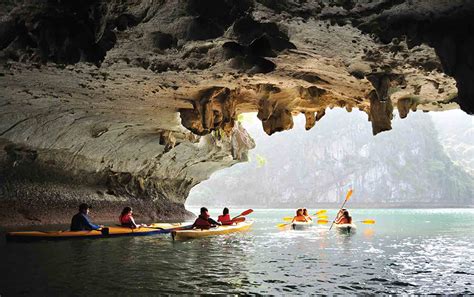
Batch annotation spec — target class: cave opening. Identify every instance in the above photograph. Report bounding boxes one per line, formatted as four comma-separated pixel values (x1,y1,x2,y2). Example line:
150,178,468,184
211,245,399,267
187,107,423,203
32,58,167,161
186,108,473,210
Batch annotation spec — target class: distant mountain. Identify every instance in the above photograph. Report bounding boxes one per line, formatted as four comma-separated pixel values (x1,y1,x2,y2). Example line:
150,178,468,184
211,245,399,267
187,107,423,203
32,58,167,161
431,111,474,177
187,109,474,208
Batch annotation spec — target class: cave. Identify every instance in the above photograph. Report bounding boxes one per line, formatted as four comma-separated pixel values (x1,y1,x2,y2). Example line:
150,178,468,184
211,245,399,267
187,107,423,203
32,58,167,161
0,0,473,226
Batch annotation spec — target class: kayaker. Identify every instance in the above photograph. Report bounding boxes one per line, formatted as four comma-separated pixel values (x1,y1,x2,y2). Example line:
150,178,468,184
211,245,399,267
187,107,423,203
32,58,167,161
192,207,221,229
335,208,347,222
70,203,103,231
291,208,308,223
302,208,312,221
119,207,143,229
335,210,352,224
218,207,233,225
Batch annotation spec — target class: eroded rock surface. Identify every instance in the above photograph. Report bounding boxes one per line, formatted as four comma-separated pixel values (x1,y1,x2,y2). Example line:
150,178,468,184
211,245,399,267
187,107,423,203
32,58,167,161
0,0,472,225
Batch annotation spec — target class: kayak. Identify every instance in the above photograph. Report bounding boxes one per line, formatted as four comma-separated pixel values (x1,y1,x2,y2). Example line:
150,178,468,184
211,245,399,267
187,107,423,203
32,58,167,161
172,220,254,240
335,223,357,234
291,221,313,230
6,224,192,241
149,222,190,230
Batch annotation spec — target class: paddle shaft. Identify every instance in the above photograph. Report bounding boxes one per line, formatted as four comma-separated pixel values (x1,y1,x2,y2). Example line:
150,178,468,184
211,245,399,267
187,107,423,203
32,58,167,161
329,198,349,231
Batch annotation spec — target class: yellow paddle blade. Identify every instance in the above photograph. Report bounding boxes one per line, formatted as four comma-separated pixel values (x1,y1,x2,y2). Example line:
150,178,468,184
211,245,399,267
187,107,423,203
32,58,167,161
317,219,329,224
276,223,289,228
317,215,328,219
360,219,375,224
283,217,294,222
314,210,327,216
345,189,353,201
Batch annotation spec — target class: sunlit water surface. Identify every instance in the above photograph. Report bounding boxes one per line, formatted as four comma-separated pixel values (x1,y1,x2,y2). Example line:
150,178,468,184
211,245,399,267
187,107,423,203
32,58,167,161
1,209,473,295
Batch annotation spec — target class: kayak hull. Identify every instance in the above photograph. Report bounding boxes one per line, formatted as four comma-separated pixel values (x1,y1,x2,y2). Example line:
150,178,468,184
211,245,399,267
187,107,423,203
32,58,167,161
172,220,254,240
6,224,192,241
291,221,313,230
335,223,357,234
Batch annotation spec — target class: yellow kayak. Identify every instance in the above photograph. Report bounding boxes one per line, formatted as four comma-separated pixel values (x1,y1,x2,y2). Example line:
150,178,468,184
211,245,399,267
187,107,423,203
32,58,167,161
6,224,191,241
172,220,254,240
149,222,189,229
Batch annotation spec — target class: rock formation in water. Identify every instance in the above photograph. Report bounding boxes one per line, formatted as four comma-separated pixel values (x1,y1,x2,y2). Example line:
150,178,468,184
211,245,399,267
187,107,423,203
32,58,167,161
0,0,472,225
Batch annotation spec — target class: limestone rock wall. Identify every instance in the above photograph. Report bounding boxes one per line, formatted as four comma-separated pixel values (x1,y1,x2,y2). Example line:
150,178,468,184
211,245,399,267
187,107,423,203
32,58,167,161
0,110,254,226
0,0,472,225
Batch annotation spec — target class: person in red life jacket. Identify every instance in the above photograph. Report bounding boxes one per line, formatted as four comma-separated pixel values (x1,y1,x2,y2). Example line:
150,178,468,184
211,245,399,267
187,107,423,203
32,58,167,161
192,207,221,229
335,209,352,224
119,207,145,229
218,207,233,225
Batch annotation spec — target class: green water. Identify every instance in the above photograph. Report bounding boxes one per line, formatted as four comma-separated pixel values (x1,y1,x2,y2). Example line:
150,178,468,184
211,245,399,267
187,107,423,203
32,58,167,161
1,209,473,295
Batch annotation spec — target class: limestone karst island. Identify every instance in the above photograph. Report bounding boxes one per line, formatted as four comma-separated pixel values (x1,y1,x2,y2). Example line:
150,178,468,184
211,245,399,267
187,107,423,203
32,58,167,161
0,0,473,295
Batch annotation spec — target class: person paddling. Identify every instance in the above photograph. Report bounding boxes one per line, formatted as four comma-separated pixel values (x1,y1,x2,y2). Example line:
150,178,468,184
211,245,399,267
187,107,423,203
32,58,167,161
218,207,234,225
70,203,103,231
302,208,313,221
119,207,145,229
335,208,347,222
192,207,221,229
335,209,352,224
291,208,308,223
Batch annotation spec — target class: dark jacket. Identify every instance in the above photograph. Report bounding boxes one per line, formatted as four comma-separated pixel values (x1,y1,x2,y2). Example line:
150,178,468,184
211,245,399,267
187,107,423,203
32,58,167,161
70,212,100,231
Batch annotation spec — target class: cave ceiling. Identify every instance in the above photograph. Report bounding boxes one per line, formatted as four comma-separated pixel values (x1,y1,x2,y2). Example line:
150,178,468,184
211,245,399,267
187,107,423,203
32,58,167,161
1,0,473,137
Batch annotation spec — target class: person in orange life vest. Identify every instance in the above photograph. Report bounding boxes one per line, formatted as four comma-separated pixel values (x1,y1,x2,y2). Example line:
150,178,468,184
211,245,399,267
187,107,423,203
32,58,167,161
292,208,308,223
335,208,347,222
218,207,234,225
335,210,352,224
192,207,221,229
119,207,145,229
302,208,312,221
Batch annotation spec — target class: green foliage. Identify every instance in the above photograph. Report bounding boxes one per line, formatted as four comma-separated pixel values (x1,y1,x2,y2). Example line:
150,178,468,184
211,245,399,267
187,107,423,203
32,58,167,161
256,154,267,168
237,113,256,125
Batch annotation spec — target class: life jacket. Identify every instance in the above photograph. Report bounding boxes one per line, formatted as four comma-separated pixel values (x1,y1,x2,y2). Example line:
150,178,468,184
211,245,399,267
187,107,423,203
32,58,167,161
120,213,132,225
293,215,307,222
193,215,211,228
336,216,352,224
218,214,232,225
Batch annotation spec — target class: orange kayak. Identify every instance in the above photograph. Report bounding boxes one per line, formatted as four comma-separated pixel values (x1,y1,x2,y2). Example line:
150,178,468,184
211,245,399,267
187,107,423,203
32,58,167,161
6,224,192,241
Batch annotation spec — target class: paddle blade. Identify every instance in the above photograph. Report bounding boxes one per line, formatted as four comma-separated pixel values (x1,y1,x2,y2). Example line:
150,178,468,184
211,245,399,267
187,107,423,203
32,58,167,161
231,217,246,223
345,189,353,201
317,215,328,219
314,210,327,216
283,217,293,222
317,219,329,224
360,219,375,224
276,223,288,228
240,209,253,216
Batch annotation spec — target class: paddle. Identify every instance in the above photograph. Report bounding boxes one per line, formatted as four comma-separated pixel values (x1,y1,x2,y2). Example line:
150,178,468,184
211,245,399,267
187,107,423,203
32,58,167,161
317,215,328,219
359,219,376,224
276,223,289,228
313,210,327,216
329,189,353,231
232,209,253,220
232,217,246,223
317,219,329,224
